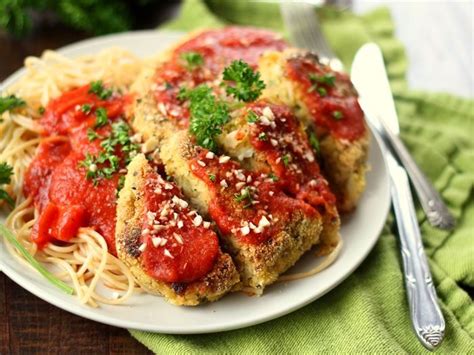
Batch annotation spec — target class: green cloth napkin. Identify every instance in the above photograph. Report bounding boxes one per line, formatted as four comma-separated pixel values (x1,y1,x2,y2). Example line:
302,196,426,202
130,1,474,353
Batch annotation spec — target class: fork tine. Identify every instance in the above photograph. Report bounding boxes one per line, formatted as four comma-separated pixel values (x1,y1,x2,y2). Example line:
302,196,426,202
280,1,344,71
280,2,335,58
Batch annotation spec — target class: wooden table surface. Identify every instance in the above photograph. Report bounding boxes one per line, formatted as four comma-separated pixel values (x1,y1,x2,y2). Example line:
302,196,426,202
1,1,472,354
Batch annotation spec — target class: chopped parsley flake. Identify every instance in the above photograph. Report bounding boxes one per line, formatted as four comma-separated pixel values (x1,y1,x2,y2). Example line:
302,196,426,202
208,174,216,182
179,85,230,152
38,106,45,115
81,104,92,114
282,154,291,167
94,107,108,128
223,60,266,102
308,131,320,154
0,95,25,114
234,187,253,208
308,73,336,86
247,111,259,123
88,80,113,100
332,110,343,120
268,173,279,182
308,73,335,97
0,162,14,207
317,87,327,97
87,128,102,141
258,132,268,141
180,51,204,70
116,175,126,197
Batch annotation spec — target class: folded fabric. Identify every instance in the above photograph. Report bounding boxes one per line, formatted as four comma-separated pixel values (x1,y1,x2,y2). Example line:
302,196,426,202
130,0,474,353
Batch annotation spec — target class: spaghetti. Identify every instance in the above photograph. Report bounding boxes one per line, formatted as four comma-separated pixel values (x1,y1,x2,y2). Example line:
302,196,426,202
1,48,143,306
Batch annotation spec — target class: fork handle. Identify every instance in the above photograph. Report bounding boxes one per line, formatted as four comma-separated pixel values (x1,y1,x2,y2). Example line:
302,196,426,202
387,154,445,351
380,118,455,230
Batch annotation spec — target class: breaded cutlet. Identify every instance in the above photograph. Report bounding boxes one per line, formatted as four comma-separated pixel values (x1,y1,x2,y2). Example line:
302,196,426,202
259,49,369,213
160,131,324,293
217,101,340,255
116,154,240,305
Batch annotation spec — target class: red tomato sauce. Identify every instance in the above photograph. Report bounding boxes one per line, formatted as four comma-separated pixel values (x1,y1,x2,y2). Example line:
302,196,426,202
140,171,218,283
174,27,288,73
245,102,337,216
286,57,366,141
152,27,288,128
189,149,316,245
24,84,131,255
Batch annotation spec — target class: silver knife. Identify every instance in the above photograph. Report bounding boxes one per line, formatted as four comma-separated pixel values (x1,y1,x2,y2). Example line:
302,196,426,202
352,47,445,351
351,43,455,230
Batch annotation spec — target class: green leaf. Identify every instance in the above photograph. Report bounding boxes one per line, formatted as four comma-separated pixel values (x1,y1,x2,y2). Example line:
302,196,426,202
180,51,204,70
88,81,113,100
223,60,266,102
94,107,108,128
180,85,230,152
0,224,74,295
0,95,25,114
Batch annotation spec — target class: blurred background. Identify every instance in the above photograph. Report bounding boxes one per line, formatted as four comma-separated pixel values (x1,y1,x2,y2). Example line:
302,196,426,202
0,0,472,98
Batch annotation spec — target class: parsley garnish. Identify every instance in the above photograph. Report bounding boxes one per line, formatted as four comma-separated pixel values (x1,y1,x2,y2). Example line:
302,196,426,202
116,175,126,197
317,87,327,97
38,106,45,115
308,73,335,96
223,60,266,102
179,85,230,152
208,174,216,182
332,110,343,120
79,120,138,185
0,95,25,114
87,128,102,141
165,82,173,90
282,154,291,167
94,107,108,128
308,73,336,86
247,111,259,123
0,162,14,207
268,173,279,182
180,51,204,70
81,104,92,114
234,187,253,208
258,132,268,141
88,80,113,100
308,131,320,154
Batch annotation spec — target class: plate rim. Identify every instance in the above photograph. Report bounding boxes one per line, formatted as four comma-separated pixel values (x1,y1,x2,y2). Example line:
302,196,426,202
0,30,391,334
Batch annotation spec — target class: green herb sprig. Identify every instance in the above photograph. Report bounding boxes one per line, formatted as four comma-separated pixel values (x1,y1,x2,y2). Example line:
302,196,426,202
0,162,14,207
0,95,25,114
179,85,230,152
234,187,253,209
88,81,113,100
223,60,266,102
180,51,204,70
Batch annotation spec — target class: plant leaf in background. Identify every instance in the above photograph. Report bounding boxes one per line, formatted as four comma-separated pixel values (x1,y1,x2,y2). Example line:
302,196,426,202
0,0,154,37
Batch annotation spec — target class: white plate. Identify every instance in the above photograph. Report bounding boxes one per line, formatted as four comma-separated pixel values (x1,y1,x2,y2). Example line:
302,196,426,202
0,30,391,334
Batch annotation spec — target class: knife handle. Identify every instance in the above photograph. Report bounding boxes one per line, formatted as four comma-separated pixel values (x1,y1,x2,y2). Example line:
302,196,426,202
386,154,445,351
380,119,456,230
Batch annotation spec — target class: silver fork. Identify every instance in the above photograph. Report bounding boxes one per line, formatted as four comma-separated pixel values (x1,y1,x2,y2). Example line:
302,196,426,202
280,2,445,350
280,2,344,71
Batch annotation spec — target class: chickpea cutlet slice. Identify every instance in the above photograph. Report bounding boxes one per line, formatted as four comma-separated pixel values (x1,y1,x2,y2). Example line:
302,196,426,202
160,132,323,293
116,154,239,306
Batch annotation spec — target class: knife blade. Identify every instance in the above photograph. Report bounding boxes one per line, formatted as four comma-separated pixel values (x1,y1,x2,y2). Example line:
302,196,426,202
352,47,446,350
351,43,455,230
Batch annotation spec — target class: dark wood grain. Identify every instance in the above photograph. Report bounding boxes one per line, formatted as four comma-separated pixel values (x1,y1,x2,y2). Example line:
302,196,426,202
0,2,182,354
